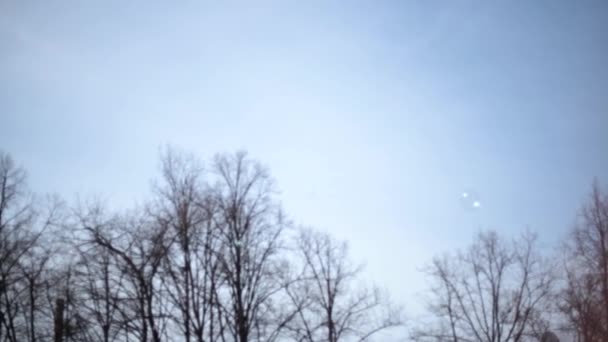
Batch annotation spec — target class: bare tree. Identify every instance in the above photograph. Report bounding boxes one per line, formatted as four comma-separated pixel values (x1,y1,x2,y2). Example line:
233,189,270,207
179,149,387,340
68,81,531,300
63,202,127,342
560,180,608,342
81,207,169,342
154,148,224,342
0,152,63,342
0,151,35,342
18,237,54,342
413,230,554,342
286,228,402,342
211,151,290,342
74,245,123,342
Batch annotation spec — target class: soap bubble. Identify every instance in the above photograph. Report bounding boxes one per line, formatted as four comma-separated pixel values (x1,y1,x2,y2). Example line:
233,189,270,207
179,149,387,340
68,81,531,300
460,189,482,211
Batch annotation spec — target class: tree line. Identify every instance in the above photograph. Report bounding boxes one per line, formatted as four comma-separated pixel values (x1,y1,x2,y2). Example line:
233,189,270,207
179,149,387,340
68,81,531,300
0,148,606,342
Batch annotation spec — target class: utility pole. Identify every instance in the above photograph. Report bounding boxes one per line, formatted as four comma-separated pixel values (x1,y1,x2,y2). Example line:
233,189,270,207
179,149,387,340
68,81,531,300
54,298,65,342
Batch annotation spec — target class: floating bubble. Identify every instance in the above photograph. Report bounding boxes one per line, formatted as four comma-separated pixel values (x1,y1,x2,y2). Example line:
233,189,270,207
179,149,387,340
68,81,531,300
460,189,482,211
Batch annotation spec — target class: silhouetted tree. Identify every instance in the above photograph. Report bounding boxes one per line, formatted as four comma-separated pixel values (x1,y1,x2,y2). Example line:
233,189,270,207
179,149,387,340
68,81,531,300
286,228,403,342
154,148,224,342
0,152,62,342
211,152,291,342
82,207,169,342
18,237,53,342
67,202,126,342
413,230,554,342
560,180,608,342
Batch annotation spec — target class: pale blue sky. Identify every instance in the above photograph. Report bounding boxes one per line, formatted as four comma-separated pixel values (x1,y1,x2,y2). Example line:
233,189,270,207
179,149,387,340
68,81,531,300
1,1,608,315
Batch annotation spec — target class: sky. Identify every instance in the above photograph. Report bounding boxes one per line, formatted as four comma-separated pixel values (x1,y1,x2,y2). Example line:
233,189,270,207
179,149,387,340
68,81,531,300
1,0,608,321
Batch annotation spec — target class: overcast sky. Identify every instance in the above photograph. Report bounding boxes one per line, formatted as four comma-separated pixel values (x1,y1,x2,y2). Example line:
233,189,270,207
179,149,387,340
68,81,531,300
2,1,608,317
